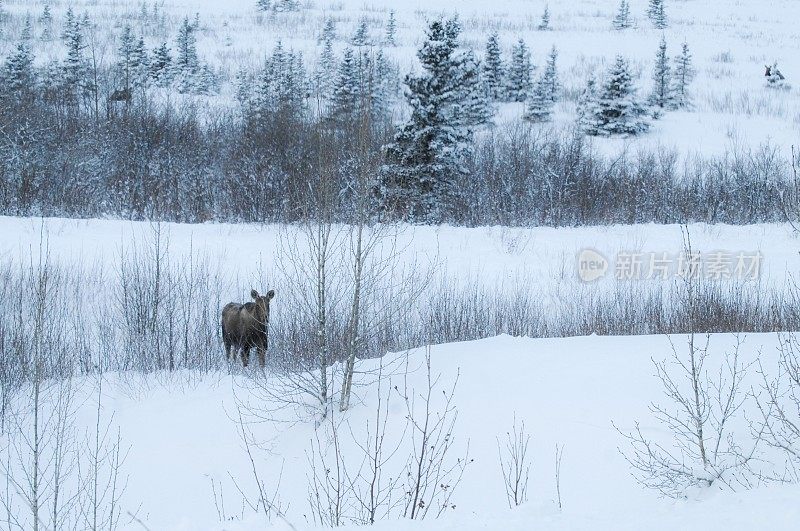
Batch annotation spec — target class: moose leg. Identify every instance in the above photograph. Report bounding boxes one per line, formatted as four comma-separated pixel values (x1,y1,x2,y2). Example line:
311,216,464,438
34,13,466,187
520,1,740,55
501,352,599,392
241,347,250,368
257,343,266,368
223,336,233,361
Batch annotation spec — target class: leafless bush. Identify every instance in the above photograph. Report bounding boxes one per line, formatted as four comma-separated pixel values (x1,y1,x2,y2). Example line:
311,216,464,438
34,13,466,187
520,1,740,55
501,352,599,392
497,416,531,508
113,223,226,373
617,333,758,497
398,349,471,519
753,332,800,481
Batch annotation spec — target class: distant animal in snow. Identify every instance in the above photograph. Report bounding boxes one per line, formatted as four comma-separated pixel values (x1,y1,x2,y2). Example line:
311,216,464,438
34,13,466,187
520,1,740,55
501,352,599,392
221,289,275,367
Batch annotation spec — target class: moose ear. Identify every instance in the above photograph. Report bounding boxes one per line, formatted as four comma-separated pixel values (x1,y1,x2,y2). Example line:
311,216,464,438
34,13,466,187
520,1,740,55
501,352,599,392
267,289,276,300
251,289,259,300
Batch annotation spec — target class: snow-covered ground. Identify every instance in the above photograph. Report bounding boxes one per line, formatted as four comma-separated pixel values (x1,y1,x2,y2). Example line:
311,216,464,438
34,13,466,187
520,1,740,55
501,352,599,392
1,0,798,157
5,333,800,530
1,215,796,290
1,216,800,529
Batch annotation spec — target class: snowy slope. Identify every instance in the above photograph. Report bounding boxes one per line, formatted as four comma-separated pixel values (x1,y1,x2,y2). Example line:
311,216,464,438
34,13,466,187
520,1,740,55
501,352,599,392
1,0,798,156
4,333,797,530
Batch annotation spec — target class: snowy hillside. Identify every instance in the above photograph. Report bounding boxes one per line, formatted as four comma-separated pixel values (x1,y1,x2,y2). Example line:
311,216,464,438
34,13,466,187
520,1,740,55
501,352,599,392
4,334,800,530
1,0,798,155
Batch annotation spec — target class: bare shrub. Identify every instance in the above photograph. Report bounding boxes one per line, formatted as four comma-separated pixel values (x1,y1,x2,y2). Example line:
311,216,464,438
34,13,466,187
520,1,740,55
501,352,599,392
497,416,531,508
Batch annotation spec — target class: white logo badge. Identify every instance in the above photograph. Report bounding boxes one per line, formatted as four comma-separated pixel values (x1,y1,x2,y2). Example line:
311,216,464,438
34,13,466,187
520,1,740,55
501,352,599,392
577,249,608,282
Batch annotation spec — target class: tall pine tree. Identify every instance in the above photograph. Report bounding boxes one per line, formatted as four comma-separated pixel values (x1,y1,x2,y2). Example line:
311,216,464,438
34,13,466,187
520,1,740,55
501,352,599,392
380,17,485,223
612,0,631,30
483,31,505,101
647,0,668,29
506,39,533,102
385,10,397,46
670,41,694,109
648,35,672,110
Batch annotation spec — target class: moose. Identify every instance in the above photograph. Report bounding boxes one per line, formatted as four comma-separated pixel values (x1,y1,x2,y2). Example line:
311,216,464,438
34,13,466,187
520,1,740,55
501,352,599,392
765,63,786,83
221,289,275,368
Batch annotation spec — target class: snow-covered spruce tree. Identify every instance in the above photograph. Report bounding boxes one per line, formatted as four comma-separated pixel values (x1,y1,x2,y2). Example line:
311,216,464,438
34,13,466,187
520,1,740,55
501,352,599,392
40,4,53,40
329,47,361,123
670,41,694,109
583,55,649,136
576,74,601,130
612,0,631,30
538,4,551,31
540,46,560,102
61,7,88,98
252,41,308,116
2,42,36,101
506,39,533,102
116,24,136,90
352,17,370,47
150,43,172,86
483,31,506,101
175,16,198,73
523,75,555,122
320,17,336,43
132,37,149,87
256,0,271,12
459,49,493,126
21,14,33,42
271,0,300,12
647,0,668,29
316,34,337,98
380,17,487,223
649,35,672,110
371,49,398,120
386,10,397,46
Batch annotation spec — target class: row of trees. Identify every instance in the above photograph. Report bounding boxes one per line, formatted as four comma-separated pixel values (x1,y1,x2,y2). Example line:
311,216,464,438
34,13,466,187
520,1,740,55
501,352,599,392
0,9,773,227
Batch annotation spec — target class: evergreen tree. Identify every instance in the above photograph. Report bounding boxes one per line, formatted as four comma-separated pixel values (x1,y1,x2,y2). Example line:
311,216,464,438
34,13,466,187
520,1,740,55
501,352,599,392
175,16,198,72
319,17,336,43
576,74,601,129
538,5,551,31
524,75,555,122
272,0,300,12
150,42,173,86
540,46,560,102
117,24,136,90
612,0,631,30
583,55,649,136
670,41,694,108
482,31,505,101
40,4,53,40
62,7,87,94
3,42,36,101
329,47,361,122
386,10,397,46
371,49,397,119
380,17,485,223
254,41,307,114
647,0,667,29
352,17,370,47
649,35,672,109
506,38,533,102
458,50,493,126
256,0,271,12
132,36,149,87
20,14,33,42
316,34,336,97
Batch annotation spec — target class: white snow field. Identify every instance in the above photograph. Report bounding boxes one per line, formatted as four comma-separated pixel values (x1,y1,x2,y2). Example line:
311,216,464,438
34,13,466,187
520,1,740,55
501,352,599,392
1,217,800,529
1,0,798,156
6,334,800,530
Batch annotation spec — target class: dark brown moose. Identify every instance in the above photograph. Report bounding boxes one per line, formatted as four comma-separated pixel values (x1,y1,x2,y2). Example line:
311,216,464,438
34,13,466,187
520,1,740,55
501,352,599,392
221,289,275,367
